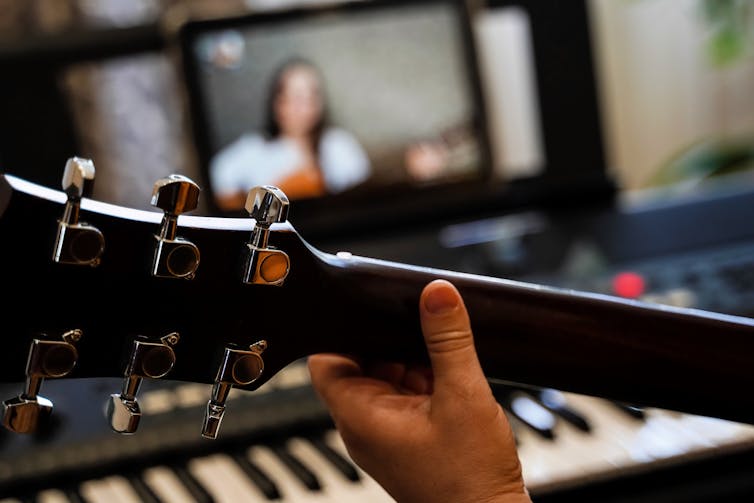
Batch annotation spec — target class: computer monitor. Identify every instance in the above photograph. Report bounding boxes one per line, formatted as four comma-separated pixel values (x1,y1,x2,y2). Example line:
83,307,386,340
179,0,500,237
180,1,516,238
178,0,617,239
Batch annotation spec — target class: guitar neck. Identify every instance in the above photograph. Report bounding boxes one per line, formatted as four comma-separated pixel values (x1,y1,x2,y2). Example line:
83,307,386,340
316,250,754,423
2,172,751,426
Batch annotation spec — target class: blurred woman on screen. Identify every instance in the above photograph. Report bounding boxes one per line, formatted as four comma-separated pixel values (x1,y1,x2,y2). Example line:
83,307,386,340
210,58,371,209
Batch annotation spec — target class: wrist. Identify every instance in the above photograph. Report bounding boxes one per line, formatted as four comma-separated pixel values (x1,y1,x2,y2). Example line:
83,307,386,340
494,493,532,503
474,483,531,503
477,492,532,503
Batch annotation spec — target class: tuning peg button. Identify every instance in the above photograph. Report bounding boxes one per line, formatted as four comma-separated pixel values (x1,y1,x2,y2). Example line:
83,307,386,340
202,341,267,439
53,157,105,266
245,186,290,230
106,333,179,434
151,175,200,215
2,330,81,434
150,175,201,279
242,186,290,286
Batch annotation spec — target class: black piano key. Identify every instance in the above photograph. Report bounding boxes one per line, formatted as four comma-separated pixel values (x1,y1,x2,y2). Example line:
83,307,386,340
126,474,162,503
494,389,556,440
534,389,592,432
612,401,647,420
63,487,87,503
230,451,281,500
171,464,215,503
551,406,591,432
308,435,361,482
270,444,322,491
514,418,554,440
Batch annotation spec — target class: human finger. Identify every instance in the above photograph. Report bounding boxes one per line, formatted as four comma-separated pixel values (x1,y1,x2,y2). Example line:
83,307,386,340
419,280,486,392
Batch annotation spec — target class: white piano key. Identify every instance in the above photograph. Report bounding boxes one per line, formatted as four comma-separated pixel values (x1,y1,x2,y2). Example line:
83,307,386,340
515,428,555,487
519,391,754,494
36,489,70,503
647,412,715,451
286,437,392,503
563,394,656,464
631,408,743,456
230,454,275,500
174,383,207,408
552,422,621,473
80,479,121,503
322,430,395,502
560,395,648,467
517,393,654,490
249,445,323,502
189,454,268,503
515,421,591,487
285,437,349,499
143,466,198,503
632,414,691,460
228,387,253,400
103,476,144,503
140,388,176,415
680,414,754,446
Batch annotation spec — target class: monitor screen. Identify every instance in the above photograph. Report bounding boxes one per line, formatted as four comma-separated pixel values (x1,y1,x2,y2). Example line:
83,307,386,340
180,0,492,220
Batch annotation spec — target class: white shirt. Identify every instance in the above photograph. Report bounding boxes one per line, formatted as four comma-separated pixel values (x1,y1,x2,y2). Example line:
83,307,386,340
210,128,370,196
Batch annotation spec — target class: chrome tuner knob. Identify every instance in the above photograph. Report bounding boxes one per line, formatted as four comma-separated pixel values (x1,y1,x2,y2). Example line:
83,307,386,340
2,330,82,434
52,157,105,266
106,332,179,434
242,186,290,285
202,341,267,439
150,175,201,279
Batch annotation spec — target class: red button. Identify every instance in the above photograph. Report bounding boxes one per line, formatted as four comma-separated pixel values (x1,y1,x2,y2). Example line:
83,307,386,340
612,272,646,299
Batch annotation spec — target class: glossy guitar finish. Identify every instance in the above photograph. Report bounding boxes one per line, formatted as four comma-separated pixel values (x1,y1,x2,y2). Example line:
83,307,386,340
2,173,754,425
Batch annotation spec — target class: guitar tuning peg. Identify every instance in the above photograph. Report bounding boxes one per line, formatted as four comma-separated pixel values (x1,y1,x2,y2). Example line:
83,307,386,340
52,157,105,266
246,185,290,228
2,330,82,434
202,340,267,439
150,175,201,279
106,333,179,434
242,186,291,286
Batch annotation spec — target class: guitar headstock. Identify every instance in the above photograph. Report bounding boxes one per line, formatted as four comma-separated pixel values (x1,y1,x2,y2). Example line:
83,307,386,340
0,159,354,439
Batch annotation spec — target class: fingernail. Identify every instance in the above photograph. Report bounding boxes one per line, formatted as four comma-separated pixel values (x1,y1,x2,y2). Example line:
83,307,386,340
424,283,459,314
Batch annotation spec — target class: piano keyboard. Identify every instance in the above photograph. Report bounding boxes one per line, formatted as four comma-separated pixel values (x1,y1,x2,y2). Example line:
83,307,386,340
513,393,754,495
1,363,754,502
0,429,392,503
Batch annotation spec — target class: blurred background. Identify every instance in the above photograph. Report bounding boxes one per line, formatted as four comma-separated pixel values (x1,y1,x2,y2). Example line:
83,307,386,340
2,0,753,206
594,0,754,193
2,0,754,502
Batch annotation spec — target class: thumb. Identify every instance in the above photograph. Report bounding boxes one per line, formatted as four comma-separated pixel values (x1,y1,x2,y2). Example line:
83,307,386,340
419,280,485,390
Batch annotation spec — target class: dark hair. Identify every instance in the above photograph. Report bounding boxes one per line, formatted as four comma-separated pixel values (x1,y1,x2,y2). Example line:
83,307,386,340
264,58,328,155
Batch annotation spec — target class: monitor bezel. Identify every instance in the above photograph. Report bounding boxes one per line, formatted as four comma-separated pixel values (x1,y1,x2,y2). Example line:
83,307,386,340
485,0,609,187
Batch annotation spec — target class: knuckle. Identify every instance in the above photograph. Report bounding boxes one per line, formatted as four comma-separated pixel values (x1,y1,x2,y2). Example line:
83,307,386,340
425,328,473,354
